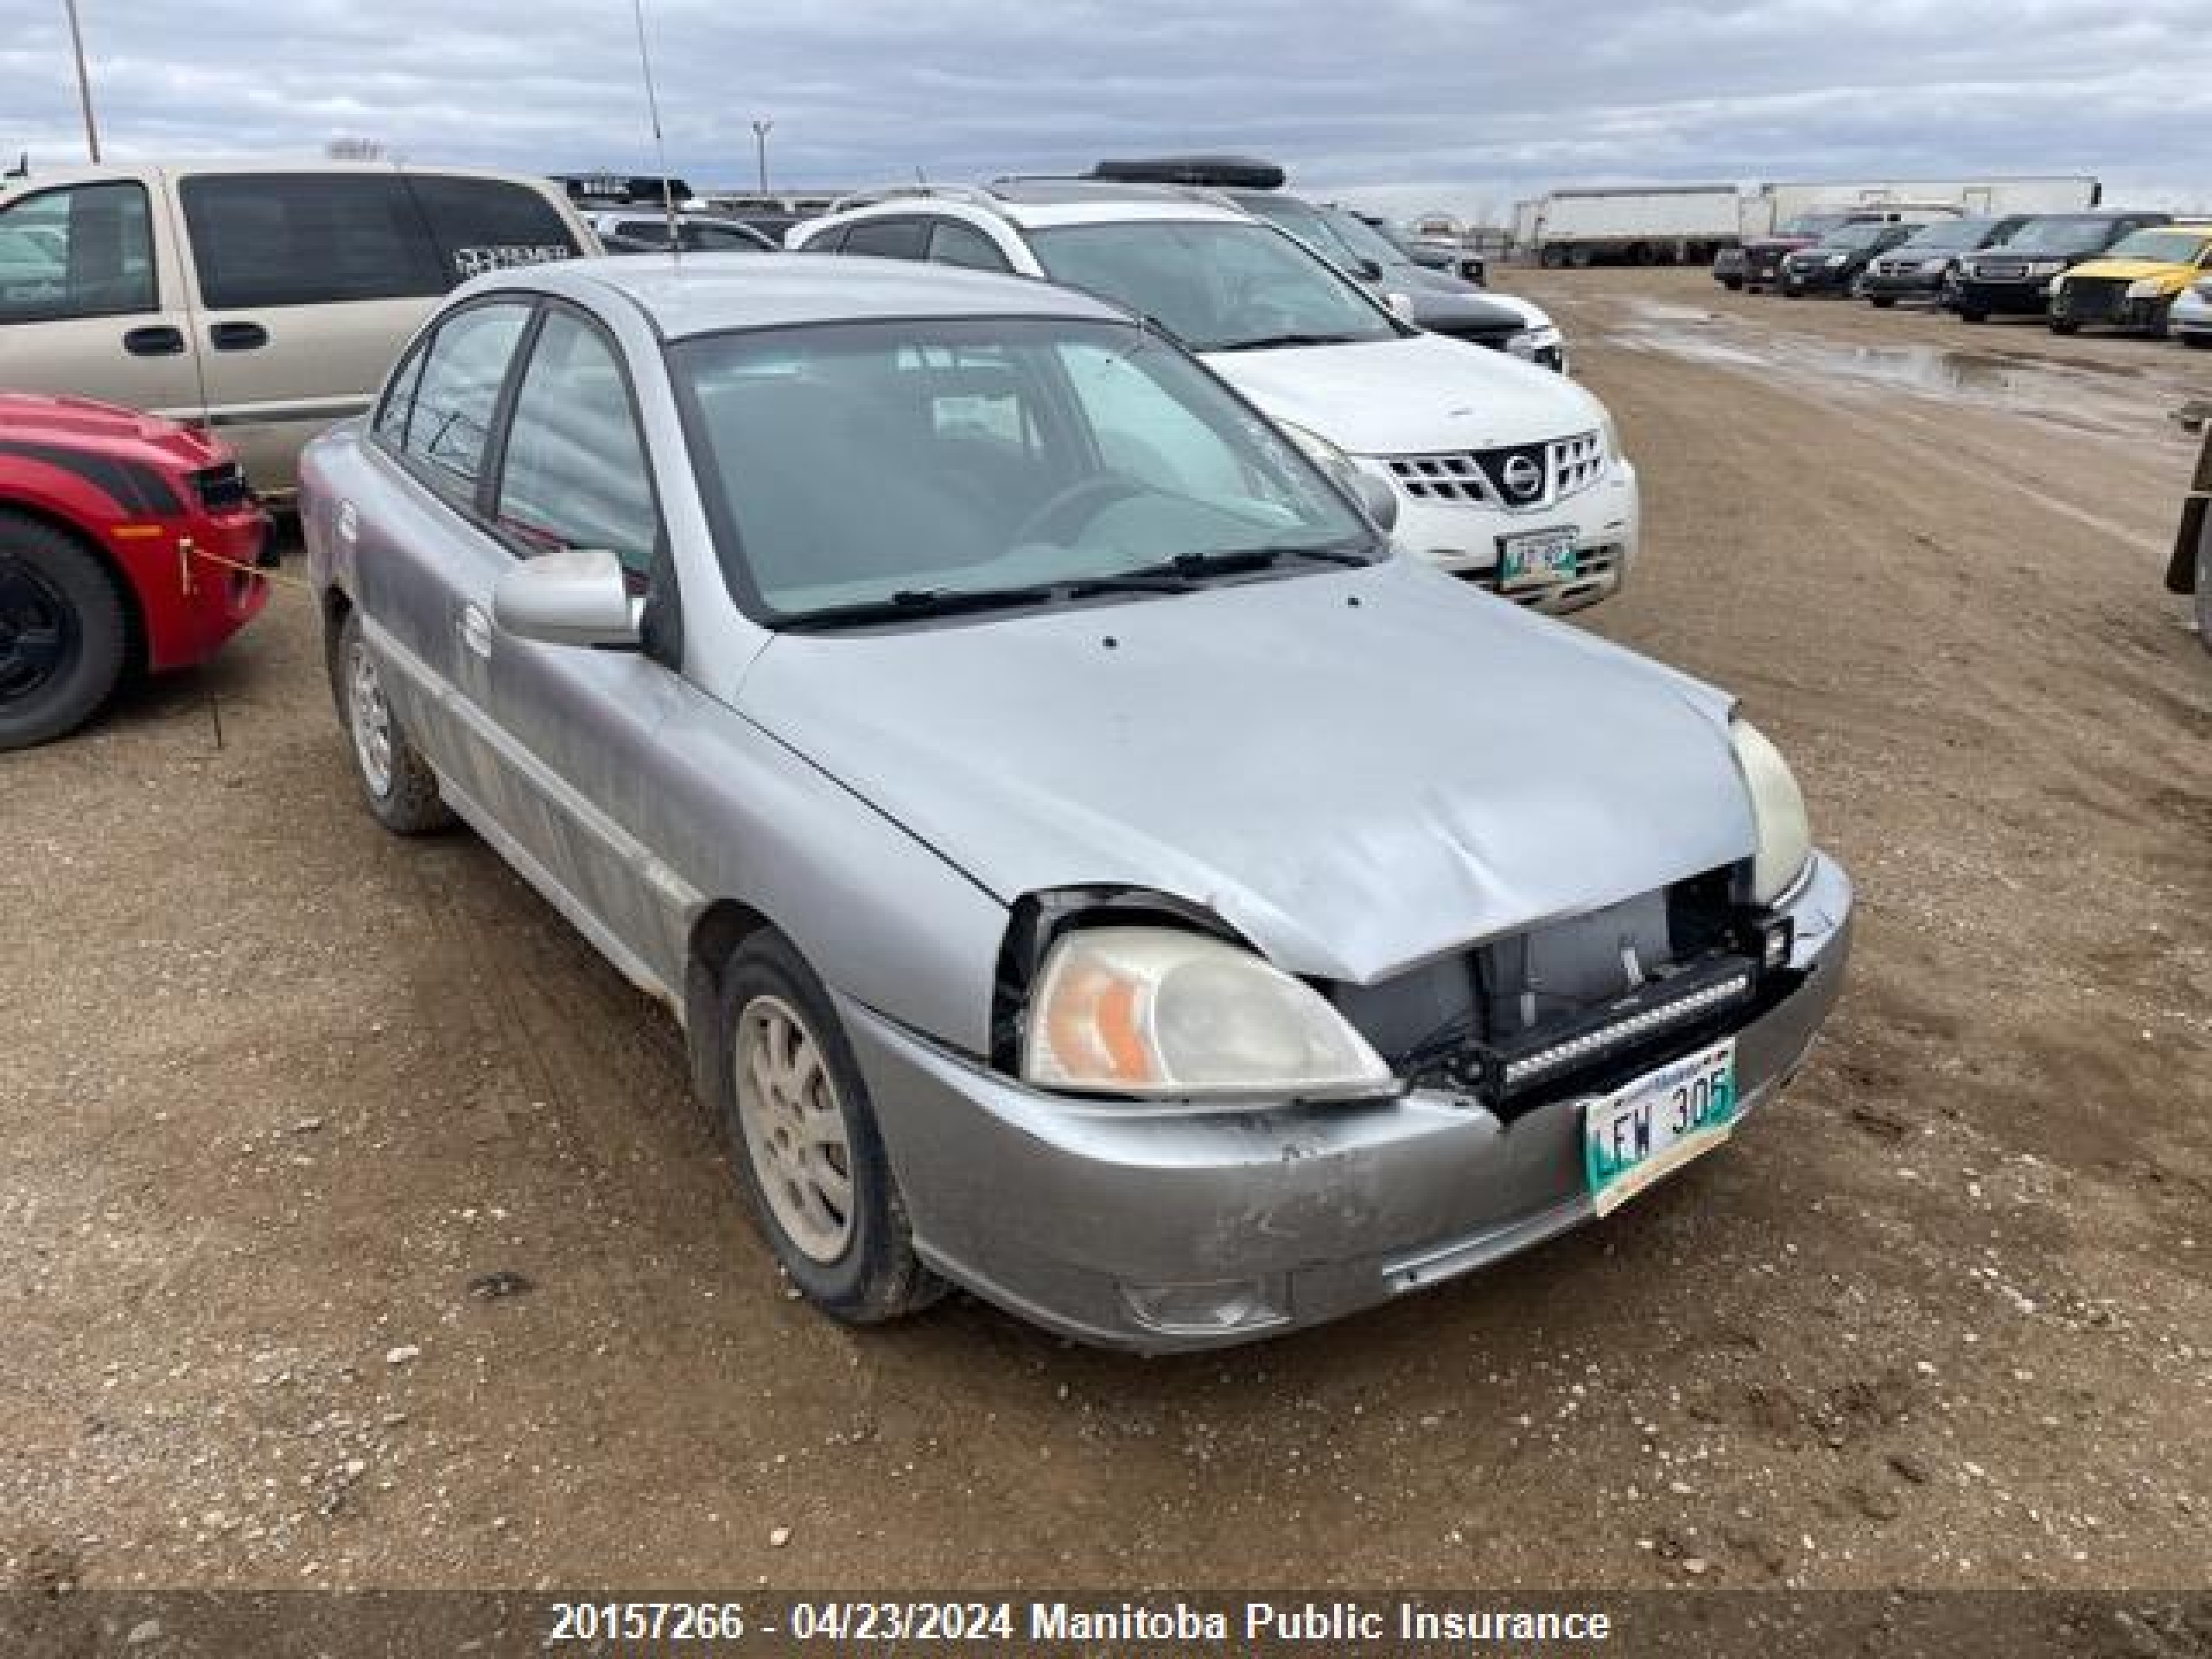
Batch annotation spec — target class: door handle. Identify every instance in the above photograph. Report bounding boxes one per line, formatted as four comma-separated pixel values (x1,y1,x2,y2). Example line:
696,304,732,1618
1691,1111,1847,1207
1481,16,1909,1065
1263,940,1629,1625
123,325,186,357
209,321,269,352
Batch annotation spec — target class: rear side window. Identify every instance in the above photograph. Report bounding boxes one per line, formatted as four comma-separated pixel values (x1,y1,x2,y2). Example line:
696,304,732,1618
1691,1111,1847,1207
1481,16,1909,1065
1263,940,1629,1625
927,219,1012,273
495,310,660,575
181,174,443,308
839,218,927,260
0,181,156,321
395,302,531,496
405,176,582,283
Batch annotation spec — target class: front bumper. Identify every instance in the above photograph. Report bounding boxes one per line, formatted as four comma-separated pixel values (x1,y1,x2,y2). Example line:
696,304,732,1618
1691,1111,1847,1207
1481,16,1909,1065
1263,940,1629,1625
116,506,275,672
1949,276,2057,316
846,851,1853,1351
1365,459,1638,616
1780,261,1858,296
1860,267,1948,301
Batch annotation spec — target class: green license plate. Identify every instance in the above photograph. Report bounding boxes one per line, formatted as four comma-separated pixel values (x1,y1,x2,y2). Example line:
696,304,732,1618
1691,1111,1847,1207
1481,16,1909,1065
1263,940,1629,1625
1497,528,1578,590
1585,1039,1739,1216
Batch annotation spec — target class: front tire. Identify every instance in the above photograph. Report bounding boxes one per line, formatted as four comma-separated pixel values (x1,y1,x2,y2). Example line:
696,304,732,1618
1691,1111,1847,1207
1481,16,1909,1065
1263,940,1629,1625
1958,308,1987,324
715,931,942,1325
334,608,451,835
1869,296,1897,309
1720,276,1744,292
2050,318,2080,335
0,510,128,753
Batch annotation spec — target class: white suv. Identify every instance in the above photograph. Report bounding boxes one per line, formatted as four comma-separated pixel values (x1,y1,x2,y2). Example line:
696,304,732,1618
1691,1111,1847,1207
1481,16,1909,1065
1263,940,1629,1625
789,183,1637,612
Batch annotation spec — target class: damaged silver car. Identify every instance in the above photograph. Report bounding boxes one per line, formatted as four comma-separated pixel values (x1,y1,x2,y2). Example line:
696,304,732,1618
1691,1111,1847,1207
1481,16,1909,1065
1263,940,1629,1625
302,254,1853,1350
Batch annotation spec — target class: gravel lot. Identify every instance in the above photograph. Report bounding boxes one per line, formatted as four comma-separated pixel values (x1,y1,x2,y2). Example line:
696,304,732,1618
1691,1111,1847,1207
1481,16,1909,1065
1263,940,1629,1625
3,269,2208,1606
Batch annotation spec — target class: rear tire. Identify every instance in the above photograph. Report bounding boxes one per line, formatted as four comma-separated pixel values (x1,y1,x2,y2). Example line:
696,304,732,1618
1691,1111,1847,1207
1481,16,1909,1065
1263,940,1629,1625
0,510,128,753
2181,334,2212,350
1959,308,1987,323
334,608,452,835
1720,276,1744,292
712,931,944,1325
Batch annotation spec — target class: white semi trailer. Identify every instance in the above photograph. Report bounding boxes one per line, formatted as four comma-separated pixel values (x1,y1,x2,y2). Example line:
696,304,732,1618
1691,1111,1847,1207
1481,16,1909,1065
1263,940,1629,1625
1523,184,1743,266
1739,176,2101,237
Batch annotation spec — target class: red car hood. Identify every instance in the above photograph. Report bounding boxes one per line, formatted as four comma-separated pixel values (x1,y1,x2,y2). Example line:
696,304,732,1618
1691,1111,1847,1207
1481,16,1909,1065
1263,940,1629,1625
0,391,226,473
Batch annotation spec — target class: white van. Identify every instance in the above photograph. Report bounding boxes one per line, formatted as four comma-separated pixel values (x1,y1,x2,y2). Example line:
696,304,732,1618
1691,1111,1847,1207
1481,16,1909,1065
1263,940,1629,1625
0,162,596,494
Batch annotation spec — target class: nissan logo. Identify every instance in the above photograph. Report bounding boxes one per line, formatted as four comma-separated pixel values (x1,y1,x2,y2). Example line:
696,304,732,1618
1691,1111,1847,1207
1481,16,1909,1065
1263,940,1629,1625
1501,455,1544,500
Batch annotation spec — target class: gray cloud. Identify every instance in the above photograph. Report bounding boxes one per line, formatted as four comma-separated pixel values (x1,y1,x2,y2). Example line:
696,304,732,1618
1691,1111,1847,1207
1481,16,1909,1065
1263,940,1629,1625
4,0,2207,220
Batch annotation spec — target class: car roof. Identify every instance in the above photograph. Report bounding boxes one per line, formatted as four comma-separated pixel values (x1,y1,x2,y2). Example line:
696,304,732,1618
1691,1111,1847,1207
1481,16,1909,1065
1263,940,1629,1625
813,182,1254,235
467,251,1133,337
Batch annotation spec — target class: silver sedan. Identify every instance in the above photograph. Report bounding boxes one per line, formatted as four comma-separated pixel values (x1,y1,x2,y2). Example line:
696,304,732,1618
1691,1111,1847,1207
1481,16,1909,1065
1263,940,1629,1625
302,254,1852,1350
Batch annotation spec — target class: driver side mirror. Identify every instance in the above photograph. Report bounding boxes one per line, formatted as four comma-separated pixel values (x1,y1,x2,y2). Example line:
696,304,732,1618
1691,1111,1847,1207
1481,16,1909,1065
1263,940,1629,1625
1337,467,1399,534
493,550,640,650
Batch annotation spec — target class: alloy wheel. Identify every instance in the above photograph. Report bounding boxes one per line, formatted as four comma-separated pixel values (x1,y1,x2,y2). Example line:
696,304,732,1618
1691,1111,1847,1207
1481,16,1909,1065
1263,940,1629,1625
734,995,855,1263
346,639,395,798
0,554,79,709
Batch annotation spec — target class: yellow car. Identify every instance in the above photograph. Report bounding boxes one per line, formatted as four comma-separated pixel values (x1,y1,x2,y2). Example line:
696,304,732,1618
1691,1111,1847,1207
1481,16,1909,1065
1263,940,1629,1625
2049,223,2212,335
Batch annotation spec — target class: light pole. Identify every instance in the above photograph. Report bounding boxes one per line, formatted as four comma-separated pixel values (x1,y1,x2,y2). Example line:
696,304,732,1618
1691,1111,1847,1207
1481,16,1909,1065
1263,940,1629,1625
750,119,772,197
62,0,101,162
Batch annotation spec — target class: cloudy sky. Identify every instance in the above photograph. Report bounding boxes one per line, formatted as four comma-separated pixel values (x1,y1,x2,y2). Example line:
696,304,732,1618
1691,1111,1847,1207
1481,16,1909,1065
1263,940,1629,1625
6,0,2209,221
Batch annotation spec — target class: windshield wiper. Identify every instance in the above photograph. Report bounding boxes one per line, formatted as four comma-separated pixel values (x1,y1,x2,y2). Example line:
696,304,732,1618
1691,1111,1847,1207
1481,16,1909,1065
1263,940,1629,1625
1125,544,1374,582
1211,331,1367,352
779,574,1198,631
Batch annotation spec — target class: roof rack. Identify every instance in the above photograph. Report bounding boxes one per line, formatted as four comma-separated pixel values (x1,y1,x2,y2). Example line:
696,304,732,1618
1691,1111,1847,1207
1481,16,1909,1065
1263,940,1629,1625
824,181,1003,214
1089,156,1287,191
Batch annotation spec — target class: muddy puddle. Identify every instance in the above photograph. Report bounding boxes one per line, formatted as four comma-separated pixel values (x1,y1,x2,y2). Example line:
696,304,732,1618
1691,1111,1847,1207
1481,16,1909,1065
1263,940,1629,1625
1605,300,2197,440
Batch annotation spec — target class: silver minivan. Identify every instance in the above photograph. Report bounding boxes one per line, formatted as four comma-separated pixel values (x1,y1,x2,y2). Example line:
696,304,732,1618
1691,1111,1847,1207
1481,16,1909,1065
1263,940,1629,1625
0,162,594,494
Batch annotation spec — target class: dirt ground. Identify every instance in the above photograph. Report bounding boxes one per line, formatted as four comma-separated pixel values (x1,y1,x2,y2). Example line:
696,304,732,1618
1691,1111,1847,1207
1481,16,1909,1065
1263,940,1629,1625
3,269,2209,1603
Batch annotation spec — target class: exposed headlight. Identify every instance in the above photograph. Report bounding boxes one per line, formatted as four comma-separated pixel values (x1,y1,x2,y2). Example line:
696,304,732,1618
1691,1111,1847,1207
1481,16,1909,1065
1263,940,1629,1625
1730,719,1813,906
2126,276,2168,300
2028,259,2065,276
1920,257,1951,274
1020,927,1393,1101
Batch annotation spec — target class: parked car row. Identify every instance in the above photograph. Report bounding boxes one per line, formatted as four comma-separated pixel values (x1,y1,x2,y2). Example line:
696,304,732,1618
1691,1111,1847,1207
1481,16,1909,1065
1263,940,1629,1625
1716,204,2212,341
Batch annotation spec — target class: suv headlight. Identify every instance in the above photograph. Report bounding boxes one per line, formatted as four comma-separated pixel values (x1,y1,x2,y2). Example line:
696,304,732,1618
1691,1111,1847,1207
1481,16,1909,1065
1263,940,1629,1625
1021,927,1393,1101
1825,253,1850,267
2125,276,2168,300
1730,720,1813,906
1920,257,1951,273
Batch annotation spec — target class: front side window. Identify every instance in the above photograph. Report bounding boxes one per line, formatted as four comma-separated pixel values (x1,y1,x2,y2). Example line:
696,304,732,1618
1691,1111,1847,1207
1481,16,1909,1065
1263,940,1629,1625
1025,219,1400,353
0,182,156,322
394,302,531,494
181,174,444,308
2003,216,2120,254
674,317,1372,625
495,311,660,575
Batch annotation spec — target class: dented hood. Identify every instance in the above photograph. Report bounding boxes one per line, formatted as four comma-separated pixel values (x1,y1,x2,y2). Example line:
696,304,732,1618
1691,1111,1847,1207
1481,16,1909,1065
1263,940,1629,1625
741,559,1751,985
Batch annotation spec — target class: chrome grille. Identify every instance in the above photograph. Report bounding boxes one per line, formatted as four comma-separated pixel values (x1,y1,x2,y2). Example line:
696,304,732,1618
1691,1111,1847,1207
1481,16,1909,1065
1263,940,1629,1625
1384,430,1605,512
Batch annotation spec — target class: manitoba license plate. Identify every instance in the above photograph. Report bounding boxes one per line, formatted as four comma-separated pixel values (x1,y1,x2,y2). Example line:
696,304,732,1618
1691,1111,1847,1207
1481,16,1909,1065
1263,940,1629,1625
1497,528,1577,590
1584,1039,1739,1217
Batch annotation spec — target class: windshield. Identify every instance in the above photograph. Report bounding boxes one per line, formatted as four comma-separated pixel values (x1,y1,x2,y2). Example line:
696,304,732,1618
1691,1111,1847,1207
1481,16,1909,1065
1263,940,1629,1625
674,317,1375,625
2101,229,2209,264
1901,219,1998,251
2001,216,2122,253
1821,222,1894,251
1026,219,1401,353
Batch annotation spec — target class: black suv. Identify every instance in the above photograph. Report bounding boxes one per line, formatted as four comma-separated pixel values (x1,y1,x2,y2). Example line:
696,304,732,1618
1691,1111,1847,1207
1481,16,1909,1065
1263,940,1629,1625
1948,212,2171,321
1778,221,1919,296
1859,217,2031,307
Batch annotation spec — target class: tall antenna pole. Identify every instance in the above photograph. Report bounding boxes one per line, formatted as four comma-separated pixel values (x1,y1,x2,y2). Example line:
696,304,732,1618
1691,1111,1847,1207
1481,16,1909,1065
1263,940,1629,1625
62,0,101,162
629,0,679,253
751,119,772,197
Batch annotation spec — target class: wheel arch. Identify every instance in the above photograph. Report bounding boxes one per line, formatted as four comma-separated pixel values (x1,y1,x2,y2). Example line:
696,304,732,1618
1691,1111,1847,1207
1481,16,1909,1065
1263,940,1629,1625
0,499,149,677
683,899,784,1108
